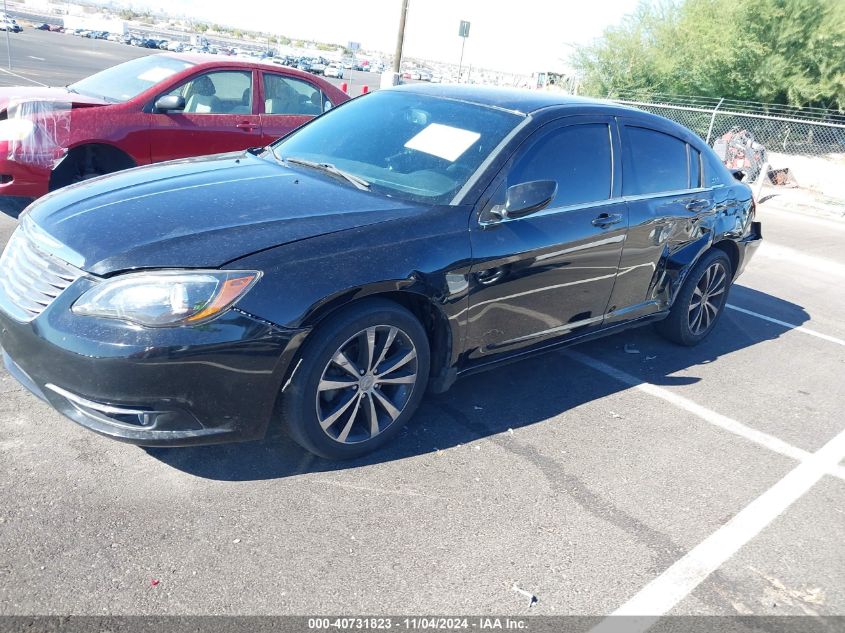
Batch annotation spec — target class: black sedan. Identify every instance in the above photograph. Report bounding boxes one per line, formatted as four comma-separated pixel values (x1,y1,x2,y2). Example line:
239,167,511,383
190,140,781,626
0,85,761,459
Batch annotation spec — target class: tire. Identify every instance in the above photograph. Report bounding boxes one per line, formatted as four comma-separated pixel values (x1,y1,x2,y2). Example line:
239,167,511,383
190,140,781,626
654,249,732,346
280,299,431,460
49,146,134,191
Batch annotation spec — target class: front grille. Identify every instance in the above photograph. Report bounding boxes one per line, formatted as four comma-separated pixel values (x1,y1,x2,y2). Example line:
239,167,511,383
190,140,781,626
0,227,83,322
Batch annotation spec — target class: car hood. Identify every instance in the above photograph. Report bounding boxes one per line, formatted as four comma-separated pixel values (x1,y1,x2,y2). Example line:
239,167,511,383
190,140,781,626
0,87,109,111
25,152,423,276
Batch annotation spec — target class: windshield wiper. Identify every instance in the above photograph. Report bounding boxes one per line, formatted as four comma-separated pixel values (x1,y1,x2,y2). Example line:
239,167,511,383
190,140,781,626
282,156,370,191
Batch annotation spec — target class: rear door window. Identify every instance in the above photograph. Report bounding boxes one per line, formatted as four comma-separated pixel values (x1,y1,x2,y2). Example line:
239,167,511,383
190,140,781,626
508,123,613,208
263,73,327,115
622,126,689,195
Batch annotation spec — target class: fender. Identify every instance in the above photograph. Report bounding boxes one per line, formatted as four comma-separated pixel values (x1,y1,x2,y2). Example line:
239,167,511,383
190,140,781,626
228,205,474,377
662,232,713,306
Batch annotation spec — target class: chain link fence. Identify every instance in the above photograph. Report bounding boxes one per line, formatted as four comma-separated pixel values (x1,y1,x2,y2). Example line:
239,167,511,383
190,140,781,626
611,92,845,212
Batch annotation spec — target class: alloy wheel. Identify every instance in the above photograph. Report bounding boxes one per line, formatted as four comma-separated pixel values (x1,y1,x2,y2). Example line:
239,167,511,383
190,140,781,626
316,325,419,444
688,261,727,335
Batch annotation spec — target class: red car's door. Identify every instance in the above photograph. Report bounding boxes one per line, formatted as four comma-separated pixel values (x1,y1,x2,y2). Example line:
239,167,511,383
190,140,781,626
258,72,331,145
148,69,262,162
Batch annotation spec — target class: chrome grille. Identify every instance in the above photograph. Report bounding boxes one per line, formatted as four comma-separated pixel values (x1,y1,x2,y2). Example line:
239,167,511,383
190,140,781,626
0,227,83,322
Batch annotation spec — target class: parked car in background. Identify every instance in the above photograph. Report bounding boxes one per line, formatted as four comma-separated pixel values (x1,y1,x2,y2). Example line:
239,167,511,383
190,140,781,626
34,22,51,31
308,59,327,75
0,18,21,32
0,85,761,459
324,63,344,79
0,53,348,199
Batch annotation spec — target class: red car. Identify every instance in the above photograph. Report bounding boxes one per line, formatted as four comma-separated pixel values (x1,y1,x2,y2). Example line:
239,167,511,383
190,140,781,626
0,53,349,199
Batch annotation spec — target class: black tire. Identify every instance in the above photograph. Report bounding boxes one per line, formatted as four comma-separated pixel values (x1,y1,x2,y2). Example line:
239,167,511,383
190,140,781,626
281,299,430,460
654,249,732,346
49,145,134,191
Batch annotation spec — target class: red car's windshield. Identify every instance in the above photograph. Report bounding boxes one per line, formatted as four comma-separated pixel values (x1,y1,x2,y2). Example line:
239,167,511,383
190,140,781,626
69,55,195,103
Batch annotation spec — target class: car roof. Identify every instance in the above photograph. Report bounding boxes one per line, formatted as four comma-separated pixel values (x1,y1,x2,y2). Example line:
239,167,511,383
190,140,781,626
148,52,348,94
387,83,638,116
154,52,297,74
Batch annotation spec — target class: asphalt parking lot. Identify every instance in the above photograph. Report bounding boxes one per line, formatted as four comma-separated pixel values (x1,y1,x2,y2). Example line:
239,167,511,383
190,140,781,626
0,28,379,93
1,29,844,627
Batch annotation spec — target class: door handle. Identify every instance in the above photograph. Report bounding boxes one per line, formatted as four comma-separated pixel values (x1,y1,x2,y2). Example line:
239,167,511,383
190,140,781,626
685,199,710,212
591,213,623,228
475,267,507,285
236,121,258,131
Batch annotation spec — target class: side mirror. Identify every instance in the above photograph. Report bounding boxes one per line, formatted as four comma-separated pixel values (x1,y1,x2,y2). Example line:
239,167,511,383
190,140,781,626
504,180,558,219
154,95,185,112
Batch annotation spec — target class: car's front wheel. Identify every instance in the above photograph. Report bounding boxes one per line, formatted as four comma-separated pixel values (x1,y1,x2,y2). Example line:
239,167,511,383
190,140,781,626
655,249,732,346
281,300,430,459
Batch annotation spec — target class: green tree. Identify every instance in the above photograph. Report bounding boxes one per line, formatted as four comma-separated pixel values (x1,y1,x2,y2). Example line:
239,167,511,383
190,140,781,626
572,0,845,109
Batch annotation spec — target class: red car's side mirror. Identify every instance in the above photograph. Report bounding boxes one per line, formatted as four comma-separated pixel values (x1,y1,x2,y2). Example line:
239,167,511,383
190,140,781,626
154,95,185,112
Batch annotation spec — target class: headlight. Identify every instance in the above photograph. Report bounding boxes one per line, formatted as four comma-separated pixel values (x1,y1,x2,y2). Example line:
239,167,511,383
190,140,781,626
72,270,261,327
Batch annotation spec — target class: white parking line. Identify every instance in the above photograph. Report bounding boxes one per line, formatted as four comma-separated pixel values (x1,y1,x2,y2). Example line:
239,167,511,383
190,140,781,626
590,425,845,632
756,241,845,278
566,351,845,481
726,304,845,347
0,67,48,87
760,206,845,232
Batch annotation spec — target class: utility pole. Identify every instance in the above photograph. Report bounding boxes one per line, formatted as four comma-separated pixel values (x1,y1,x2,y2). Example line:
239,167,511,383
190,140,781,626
392,0,409,75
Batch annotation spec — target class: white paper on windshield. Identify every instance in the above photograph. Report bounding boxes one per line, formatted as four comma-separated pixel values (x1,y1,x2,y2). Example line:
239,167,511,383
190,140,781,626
138,67,180,83
404,123,481,162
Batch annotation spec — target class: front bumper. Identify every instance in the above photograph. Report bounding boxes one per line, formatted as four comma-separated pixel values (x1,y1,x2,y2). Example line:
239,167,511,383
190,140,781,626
0,281,305,446
0,156,51,198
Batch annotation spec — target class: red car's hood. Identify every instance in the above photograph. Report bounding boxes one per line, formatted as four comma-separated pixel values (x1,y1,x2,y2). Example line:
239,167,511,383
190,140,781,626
0,86,109,111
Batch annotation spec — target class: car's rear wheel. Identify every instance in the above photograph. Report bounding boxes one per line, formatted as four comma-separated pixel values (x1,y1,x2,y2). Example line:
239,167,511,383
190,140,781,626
655,249,732,346
281,300,430,459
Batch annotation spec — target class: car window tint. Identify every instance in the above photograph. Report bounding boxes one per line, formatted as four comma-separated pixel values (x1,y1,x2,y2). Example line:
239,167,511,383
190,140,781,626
623,126,689,195
273,90,522,205
264,74,324,116
689,146,701,188
170,71,253,115
508,123,612,207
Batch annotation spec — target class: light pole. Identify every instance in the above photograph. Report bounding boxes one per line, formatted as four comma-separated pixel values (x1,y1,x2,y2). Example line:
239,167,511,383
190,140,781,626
392,0,409,75
457,21,470,83
3,0,11,70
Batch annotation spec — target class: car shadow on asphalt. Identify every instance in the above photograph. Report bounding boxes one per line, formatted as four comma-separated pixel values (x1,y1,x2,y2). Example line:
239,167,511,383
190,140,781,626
145,284,808,481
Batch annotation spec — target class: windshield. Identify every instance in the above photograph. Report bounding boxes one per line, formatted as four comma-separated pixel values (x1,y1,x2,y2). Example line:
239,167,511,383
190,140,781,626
272,90,524,205
69,55,195,103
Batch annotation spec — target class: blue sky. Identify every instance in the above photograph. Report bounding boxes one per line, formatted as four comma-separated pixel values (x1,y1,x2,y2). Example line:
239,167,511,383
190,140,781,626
119,0,644,73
